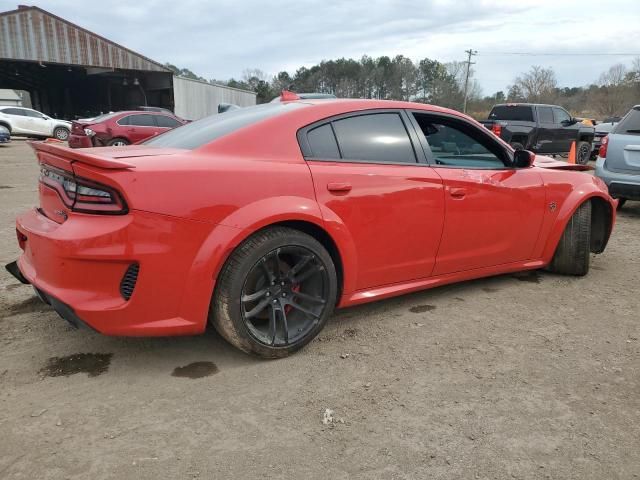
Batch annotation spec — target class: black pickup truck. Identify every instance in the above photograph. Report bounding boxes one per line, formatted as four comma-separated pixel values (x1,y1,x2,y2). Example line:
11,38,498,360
481,103,594,164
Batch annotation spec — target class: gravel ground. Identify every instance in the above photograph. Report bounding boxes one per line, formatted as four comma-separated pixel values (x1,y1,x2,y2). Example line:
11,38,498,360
1,140,639,480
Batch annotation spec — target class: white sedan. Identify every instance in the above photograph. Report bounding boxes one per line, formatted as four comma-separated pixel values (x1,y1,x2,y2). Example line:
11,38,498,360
0,106,71,141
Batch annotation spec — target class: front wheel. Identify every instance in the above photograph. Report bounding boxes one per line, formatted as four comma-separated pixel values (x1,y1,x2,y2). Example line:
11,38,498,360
53,127,69,141
211,227,338,358
547,201,591,276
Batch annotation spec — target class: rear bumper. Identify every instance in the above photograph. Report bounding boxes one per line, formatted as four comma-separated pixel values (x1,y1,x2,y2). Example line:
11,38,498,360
595,157,640,199
13,207,233,336
68,134,93,149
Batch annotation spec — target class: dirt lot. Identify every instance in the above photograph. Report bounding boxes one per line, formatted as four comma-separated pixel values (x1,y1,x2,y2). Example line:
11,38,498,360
1,140,639,479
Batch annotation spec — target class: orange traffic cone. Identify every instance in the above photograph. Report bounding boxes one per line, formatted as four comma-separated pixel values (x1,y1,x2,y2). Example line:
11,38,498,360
568,141,576,164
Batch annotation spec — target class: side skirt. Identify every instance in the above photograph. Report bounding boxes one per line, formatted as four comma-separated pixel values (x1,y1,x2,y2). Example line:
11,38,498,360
339,259,546,307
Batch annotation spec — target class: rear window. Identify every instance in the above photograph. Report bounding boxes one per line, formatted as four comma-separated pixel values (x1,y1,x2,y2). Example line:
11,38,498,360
614,108,640,135
488,106,534,122
144,103,306,149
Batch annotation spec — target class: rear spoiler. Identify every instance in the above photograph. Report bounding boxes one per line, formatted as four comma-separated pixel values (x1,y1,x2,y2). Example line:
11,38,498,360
28,140,135,170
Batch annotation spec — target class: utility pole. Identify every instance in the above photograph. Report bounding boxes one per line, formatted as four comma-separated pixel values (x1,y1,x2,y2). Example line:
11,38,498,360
462,49,478,113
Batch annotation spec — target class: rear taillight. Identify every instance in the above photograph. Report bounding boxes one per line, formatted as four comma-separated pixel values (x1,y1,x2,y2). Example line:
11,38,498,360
598,135,608,159
39,164,127,214
491,123,502,137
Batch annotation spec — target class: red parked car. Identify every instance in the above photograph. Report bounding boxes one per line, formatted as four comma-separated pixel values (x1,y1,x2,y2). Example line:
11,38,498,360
8,96,616,358
68,110,187,148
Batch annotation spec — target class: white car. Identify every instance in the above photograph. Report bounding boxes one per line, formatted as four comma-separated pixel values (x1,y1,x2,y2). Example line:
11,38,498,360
0,106,71,141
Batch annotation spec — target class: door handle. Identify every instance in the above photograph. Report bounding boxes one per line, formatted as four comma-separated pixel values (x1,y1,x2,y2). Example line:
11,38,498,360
327,182,352,193
449,187,466,199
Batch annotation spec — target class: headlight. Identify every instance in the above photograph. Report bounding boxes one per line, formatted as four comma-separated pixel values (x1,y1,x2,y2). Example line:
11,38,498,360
84,128,95,137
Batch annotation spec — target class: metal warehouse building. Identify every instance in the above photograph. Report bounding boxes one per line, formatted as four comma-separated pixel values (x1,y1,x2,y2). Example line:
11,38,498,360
0,5,256,120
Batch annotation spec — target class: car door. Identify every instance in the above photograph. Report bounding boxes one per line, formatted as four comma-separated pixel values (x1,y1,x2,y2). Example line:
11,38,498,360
552,107,576,153
299,110,445,290
121,114,159,143
408,111,547,275
23,109,52,136
534,105,556,154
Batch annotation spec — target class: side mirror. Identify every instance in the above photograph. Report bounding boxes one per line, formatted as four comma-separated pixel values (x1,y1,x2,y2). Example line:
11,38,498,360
513,149,535,168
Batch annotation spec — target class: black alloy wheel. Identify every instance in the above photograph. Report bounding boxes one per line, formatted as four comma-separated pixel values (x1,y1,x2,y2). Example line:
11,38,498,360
241,246,329,347
211,227,338,358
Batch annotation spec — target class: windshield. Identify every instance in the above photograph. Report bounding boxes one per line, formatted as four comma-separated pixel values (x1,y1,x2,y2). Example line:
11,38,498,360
144,102,307,149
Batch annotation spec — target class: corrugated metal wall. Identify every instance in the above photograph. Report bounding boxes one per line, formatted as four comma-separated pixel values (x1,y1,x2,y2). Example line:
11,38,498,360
0,6,168,72
173,76,257,120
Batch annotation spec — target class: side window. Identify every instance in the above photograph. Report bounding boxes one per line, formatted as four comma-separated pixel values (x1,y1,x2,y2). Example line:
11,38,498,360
413,114,507,168
538,107,554,123
553,108,571,124
331,113,416,163
2,108,25,116
118,115,131,126
23,110,44,118
155,115,181,128
307,124,340,159
127,114,156,127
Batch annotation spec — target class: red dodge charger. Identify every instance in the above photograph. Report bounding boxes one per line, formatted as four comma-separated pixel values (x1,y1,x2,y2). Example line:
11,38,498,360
7,96,616,357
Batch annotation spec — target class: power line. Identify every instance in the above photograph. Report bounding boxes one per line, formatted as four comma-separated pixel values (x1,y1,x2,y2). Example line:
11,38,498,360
462,48,477,114
478,52,640,57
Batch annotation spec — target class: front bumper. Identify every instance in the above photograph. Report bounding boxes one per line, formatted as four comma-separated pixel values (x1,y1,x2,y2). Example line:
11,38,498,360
12,207,232,336
595,157,640,200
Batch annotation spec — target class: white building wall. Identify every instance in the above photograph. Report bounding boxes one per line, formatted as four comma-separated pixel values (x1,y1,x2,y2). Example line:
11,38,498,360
173,76,257,120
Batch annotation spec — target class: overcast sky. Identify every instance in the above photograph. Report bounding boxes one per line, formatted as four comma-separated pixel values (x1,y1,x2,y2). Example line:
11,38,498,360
4,0,640,94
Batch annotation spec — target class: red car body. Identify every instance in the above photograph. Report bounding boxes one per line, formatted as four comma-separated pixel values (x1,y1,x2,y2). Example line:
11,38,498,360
10,99,616,347
68,111,186,148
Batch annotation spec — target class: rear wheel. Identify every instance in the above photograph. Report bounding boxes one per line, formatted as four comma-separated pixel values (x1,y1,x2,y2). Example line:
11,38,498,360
616,198,627,211
547,201,591,276
576,141,592,165
211,227,338,358
510,141,524,150
53,126,69,141
108,138,129,147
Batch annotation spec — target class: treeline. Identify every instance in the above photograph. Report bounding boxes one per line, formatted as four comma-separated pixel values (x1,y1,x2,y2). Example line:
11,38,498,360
166,56,640,120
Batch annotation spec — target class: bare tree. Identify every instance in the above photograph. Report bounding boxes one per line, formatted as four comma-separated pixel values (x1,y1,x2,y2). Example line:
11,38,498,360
599,63,627,87
511,66,557,103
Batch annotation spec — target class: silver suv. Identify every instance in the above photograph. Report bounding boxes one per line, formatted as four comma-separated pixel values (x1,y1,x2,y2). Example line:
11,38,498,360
595,105,640,209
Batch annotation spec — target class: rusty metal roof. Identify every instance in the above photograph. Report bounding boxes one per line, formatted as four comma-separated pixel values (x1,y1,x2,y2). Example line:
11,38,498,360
0,6,170,72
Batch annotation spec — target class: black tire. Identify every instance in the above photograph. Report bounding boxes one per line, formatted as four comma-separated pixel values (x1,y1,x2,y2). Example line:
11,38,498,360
53,126,69,141
211,227,338,358
107,137,129,147
616,198,627,211
510,141,524,150
547,201,591,276
576,141,592,165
